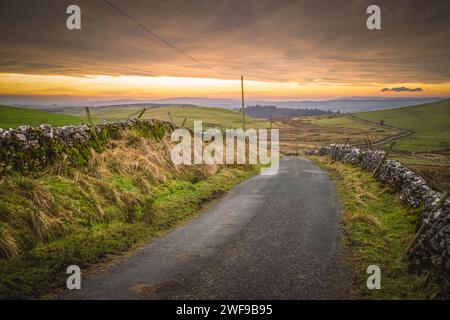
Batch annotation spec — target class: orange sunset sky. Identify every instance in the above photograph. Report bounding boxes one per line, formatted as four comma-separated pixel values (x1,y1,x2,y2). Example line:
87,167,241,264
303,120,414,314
0,0,449,101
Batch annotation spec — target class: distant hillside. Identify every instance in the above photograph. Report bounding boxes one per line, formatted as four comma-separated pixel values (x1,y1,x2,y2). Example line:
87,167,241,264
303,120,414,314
39,103,197,116
0,105,85,128
243,105,335,119
355,99,450,152
0,104,271,131
89,105,270,130
1,95,444,113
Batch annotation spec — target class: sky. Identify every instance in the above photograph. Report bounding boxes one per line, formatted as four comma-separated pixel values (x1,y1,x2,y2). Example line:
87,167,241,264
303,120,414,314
0,0,450,101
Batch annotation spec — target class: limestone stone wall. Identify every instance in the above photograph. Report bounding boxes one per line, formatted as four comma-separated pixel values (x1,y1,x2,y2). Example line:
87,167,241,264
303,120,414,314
308,144,449,284
0,119,175,174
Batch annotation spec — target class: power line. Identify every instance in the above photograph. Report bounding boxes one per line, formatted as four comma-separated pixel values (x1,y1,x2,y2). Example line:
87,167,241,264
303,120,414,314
102,0,226,75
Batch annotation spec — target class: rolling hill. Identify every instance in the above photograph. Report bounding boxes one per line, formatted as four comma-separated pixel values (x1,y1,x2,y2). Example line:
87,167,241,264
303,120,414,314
303,99,450,189
354,99,450,152
0,105,86,128
310,99,450,153
0,104,270,131
1,96,442,112
88,105,271,130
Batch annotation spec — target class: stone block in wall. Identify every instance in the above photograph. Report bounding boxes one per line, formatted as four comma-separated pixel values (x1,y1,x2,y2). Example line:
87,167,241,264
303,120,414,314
410,200,450,285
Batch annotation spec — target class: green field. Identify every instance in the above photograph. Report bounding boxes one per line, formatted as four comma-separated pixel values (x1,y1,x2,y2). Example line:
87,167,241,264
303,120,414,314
308,99,450,190
0,104,270,131
89,105,271,130
310,114,396,135
309,99,450,153
355,99,450,152
0,106,86,128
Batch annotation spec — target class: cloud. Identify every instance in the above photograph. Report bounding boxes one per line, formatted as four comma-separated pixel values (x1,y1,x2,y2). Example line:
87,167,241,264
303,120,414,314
0,0,449,85
381,87,424,92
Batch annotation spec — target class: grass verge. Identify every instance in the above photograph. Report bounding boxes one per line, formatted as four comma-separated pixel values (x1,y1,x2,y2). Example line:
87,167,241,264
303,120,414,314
0,167,257,299
0,129,258,299
310,155,440,299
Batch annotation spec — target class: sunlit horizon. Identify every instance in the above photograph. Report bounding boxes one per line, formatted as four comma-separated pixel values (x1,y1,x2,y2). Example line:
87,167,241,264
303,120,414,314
1,73,449,103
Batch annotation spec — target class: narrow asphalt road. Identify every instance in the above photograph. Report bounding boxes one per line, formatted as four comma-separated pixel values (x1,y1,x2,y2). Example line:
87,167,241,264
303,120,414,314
61,157,353,300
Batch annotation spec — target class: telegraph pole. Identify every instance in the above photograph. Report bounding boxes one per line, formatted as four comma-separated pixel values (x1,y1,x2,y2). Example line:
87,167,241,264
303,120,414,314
241,75,245,131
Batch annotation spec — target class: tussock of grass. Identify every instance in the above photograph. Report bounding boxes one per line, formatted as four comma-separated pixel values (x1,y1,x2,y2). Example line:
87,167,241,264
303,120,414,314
26,210,65,242
350,213,381,228
311,155,440,299
124,128,144,148
0,222,18,259
0,132,257,298
14,176,57,214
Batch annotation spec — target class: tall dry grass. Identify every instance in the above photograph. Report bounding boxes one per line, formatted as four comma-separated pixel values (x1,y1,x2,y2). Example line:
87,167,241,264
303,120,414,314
0,132,219,260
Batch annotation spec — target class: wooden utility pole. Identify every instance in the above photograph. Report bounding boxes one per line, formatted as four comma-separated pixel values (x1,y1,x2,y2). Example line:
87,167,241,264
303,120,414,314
241,75,245,131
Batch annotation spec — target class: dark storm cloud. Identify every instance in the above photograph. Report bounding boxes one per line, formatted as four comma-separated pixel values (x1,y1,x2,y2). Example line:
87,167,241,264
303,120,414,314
381,87,424,92
0,0,449,83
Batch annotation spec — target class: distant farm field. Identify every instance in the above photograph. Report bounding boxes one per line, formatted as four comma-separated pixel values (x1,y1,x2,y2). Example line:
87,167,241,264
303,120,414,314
298,99,450,190
0,106,86,128
310,114,397,137
0,105,270,131
307,99,450,153
88,105,271,130
354,99,450,153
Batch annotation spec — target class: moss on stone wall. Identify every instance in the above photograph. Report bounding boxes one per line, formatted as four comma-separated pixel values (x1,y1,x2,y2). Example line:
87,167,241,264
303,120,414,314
0,119,175,175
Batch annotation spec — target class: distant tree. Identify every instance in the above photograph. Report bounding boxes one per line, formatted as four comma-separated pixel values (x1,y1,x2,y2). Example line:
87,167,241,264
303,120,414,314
380,119,385,125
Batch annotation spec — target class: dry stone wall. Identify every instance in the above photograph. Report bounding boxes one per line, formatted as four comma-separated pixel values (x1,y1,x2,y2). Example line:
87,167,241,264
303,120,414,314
0,119,175,174
307,144,449,285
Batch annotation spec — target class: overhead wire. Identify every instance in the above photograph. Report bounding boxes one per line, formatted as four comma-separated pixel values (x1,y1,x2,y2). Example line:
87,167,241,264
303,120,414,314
102,0,235,78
